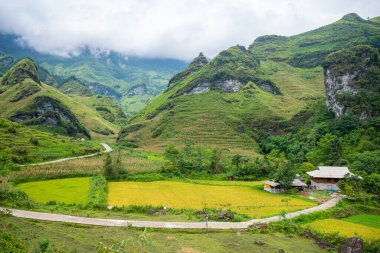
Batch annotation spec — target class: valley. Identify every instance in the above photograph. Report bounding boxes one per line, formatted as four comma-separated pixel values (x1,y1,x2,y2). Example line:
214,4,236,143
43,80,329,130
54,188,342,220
0,10,379,253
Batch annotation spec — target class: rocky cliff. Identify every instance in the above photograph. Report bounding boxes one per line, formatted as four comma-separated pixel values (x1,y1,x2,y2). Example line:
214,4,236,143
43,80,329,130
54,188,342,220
324,45,379,120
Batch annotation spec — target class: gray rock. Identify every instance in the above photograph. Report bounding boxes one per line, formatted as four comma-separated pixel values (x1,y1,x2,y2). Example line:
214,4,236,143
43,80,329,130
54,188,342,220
254,240,265,246
217,210,234,220
338,237,363,253
187,80,243,94
278,249,285,253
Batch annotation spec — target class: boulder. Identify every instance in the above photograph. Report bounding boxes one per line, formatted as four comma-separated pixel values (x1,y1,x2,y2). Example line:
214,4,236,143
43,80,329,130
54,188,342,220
217,210,234,220
338,237,363,253
254,240,265,246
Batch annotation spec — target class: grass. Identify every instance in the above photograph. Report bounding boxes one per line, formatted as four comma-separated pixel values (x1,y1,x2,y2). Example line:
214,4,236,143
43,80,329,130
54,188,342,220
343,214,380,229
0,118,99,164
0,215,331,253
307,218,380,241
0,64,120,138
16,177,90,204
8,149,162,183
108,180,316,218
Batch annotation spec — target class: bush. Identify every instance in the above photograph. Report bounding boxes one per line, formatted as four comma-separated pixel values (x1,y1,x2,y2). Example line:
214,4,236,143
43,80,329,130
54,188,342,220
87,175,108,209
30,137,39,145
0,231,26,253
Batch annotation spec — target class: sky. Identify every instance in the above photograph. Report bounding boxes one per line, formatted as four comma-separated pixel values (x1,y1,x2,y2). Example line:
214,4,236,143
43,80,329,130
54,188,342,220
0,0,379,60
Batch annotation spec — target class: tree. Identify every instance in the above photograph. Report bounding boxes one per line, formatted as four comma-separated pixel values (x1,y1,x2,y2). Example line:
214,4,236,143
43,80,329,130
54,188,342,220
232,154,243,170
103,153,113,178
210,148,223,174
272,163,296,190
306,133,343,165
337,174,363,197
113,151,123,178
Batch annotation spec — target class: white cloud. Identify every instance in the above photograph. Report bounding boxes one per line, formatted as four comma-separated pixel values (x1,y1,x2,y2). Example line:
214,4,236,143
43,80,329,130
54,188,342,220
0,0,379,60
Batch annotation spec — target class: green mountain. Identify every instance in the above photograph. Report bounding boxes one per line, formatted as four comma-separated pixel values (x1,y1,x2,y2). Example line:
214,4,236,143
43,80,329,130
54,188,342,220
249,13,380,68
0,58,119,138
119,13,380,156
0,34,187,116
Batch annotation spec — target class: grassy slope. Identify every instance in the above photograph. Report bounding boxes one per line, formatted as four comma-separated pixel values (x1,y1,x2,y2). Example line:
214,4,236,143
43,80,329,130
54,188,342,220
0,118,99,163
0,76,119,138
120,13,379,155
70,95,127,125
250,13,380,67
0,216,329,253
123,60,323,156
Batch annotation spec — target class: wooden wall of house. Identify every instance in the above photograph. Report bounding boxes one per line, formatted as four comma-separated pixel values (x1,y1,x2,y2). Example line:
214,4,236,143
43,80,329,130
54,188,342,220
312,178,340,183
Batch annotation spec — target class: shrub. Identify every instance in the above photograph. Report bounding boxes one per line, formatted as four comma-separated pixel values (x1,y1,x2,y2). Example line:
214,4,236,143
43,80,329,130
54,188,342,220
30,137,39,145
87,175,107,209
0,230,26,253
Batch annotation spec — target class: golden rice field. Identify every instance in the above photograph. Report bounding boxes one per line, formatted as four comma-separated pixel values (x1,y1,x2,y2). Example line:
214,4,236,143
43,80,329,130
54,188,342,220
108,180,316,217
307,219,380,241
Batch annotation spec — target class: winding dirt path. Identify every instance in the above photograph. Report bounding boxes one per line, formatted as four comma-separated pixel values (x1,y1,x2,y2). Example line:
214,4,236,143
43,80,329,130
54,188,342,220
0,196,341,229
20,143,112,167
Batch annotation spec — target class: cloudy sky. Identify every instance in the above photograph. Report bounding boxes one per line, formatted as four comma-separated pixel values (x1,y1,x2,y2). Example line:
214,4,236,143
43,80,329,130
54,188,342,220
0,0,379,60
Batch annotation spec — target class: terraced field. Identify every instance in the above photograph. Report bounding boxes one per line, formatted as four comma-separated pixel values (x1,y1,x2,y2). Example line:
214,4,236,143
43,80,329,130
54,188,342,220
307,218,380,241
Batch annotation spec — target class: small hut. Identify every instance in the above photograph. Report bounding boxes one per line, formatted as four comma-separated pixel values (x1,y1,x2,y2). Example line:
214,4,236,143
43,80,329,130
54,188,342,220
264,178,307,194
263,181,284,194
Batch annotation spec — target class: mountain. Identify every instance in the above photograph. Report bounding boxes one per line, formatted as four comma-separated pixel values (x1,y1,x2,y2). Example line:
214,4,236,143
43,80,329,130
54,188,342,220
249,13,380,68
0,58,119,138
119,13,380,156
0,34,187,115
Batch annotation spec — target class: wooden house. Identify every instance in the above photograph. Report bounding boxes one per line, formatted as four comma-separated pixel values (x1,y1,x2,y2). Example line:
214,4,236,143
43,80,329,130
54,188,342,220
307,166,354,190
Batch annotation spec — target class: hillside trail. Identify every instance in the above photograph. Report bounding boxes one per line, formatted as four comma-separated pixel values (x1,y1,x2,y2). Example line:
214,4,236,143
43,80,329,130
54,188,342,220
20,143,112,167
0,195,342,229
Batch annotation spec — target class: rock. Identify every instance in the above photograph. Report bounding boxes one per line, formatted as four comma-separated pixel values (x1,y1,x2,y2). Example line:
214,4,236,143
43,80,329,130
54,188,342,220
323,45,378,120
278,249,285,253
217,210,234,220
163,206,172,211
249,223,268,230
147,209,158,215
128,84,147,95
194,210,207,215
254,240,265,246
338,237,363,253
187,80,243,94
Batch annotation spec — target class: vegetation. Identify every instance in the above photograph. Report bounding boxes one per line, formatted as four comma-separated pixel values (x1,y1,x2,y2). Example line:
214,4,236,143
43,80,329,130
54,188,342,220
16,177,90,204
0,118,99,166
0,58,120,138
87,175,108,209
0,215,330,253
249,13,380,68
343,214,380,229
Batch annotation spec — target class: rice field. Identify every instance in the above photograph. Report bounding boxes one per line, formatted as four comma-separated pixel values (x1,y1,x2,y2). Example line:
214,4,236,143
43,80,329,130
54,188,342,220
307,219,380,241
16,177,90,204
108,180,316,217
343,214,380,229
